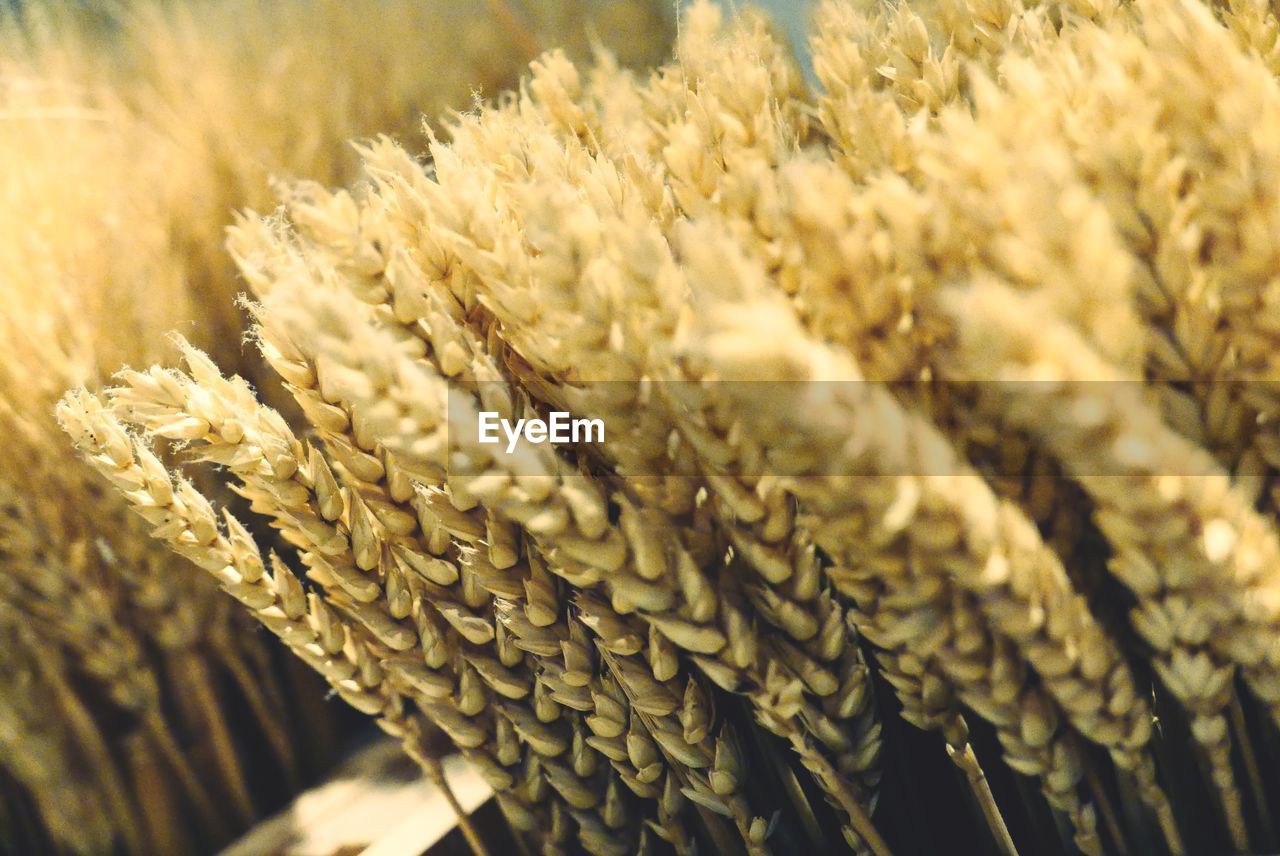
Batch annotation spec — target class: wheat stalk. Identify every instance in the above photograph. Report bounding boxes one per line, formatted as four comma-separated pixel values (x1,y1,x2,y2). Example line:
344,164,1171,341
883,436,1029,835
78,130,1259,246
0,613,117,854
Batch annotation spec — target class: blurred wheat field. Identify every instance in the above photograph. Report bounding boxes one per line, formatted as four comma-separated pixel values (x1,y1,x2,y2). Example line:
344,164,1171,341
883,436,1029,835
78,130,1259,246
14,0,1280,854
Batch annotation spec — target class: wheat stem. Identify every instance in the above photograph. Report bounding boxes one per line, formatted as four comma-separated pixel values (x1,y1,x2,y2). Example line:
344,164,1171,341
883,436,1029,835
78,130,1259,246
175,649,256,824
144,710,230,840
948,732,1019,856
211,635,301,791
417,752,490,856
1230,691,1274,849
484,0,539,60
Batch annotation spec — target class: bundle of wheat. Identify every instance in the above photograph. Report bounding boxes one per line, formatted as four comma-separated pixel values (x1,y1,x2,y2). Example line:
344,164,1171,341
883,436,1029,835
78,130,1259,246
53,0,1280,854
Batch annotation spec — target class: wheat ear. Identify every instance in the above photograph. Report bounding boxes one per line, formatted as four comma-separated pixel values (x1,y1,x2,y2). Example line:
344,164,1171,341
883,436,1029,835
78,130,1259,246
229,153,884,851
941,280,1280,849
660,262,1141,854
56,390,513,855
255,276,766,852
257,280,894,854
107,349,661,855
